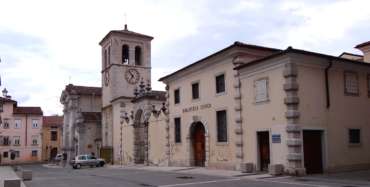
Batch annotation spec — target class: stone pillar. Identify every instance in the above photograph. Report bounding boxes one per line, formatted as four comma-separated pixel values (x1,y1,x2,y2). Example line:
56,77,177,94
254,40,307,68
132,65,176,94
283,62,305,175
164,85,171,166
233,70,244,170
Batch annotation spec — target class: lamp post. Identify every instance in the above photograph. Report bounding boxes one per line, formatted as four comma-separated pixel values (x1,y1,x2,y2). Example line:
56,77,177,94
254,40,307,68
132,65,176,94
119,109,126,168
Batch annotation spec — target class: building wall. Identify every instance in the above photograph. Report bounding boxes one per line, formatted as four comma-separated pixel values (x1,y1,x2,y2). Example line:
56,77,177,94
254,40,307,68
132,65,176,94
0,103,43,164
147,113,168,166
238,53,370,173
167,57,238,169
239,57,288,171
42,126,62,161
297,56,370,172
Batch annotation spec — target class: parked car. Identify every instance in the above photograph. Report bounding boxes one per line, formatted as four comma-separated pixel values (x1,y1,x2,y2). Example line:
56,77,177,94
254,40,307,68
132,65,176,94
70,154,105,169
54,154,63,161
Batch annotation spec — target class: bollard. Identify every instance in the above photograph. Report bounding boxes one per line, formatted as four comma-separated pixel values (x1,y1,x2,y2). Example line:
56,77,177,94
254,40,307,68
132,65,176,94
4,179,21,187
22,170,33,181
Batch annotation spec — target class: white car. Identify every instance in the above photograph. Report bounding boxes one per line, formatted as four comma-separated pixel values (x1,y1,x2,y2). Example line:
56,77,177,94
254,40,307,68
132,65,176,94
54,154,63,161
70,154,105,169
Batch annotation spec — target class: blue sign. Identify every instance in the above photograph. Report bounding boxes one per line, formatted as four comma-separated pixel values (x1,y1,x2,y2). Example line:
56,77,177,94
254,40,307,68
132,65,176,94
272,134,281,143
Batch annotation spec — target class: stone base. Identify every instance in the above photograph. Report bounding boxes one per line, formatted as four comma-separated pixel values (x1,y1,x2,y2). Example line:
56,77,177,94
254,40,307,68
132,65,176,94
4,179,21,187
268,164,284,176
285,167,306,176
22,170,32,181
240,163,254,173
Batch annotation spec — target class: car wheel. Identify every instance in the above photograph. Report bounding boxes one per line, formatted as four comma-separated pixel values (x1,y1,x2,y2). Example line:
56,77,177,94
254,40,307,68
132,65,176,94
76,164,81,169
72,166,77,169
100,162,105,167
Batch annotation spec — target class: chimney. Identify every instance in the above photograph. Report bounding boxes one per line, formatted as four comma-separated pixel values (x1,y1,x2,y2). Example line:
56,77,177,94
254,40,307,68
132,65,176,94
355,41,370,63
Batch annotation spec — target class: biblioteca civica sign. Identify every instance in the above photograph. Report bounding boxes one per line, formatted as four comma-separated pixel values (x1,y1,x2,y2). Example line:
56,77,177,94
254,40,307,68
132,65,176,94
182,104,212,113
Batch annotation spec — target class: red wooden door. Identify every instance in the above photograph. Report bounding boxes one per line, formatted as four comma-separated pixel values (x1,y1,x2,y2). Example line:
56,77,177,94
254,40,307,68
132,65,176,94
258,131,270,171
193,123,205,167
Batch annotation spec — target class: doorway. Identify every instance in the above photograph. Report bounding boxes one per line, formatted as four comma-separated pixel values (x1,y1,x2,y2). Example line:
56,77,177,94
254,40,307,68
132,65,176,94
257,131,270,171
303,130,323,174
191,122,205,167
50,147,58,161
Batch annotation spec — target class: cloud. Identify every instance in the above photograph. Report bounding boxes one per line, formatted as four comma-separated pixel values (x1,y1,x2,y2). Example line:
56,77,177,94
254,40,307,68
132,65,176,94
1,0,369,115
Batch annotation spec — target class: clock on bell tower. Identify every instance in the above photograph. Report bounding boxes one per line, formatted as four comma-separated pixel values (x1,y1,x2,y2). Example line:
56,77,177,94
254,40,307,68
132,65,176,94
99,24,154,107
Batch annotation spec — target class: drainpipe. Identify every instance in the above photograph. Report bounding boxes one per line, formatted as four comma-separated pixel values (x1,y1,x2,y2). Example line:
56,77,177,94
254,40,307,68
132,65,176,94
325,60,333,108
25,114,28,146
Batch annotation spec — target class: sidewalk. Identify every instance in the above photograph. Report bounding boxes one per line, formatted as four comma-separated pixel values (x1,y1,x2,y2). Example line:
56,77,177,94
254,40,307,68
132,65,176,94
0,166,26,187
108,165,271,178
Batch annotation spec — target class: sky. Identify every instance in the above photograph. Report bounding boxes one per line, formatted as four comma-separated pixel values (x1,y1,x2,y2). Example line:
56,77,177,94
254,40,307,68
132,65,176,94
0,0,370,115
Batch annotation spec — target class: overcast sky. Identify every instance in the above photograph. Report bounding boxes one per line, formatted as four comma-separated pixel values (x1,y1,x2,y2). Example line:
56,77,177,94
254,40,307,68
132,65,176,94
1,0,370,115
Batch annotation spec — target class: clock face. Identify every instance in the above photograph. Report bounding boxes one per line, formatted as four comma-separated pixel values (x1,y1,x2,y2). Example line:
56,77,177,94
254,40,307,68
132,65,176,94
104,72,109,86
125,68,140,84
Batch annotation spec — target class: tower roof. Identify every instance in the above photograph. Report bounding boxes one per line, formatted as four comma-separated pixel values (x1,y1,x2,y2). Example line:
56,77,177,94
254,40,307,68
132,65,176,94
99,25,153,45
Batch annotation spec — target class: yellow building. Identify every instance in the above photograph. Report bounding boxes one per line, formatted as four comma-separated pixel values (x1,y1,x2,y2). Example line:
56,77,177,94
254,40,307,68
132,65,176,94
42,115,63,161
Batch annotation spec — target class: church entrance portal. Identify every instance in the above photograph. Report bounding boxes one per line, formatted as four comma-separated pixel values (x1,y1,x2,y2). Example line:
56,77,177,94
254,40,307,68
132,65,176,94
133,109,148,164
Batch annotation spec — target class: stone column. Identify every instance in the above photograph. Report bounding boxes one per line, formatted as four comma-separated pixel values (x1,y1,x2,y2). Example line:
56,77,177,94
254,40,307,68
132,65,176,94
233,70,244,170
283,62,305,176
164,85,171,166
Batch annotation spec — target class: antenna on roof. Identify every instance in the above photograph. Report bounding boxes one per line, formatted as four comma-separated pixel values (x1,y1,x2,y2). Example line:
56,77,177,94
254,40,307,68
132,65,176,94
124,13,128,30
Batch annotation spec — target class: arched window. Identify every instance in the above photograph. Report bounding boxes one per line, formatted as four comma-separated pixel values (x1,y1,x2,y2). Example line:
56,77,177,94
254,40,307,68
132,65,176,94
135,46,142,66
107,46,111,66
104,49,108,68
122,45,129,64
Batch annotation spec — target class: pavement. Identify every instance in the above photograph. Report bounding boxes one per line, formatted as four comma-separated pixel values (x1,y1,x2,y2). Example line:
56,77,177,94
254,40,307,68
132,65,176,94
18,164,370,187
0,166,26,187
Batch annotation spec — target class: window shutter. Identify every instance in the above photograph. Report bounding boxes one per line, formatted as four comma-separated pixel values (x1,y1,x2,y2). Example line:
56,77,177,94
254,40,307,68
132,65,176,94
255,79,267,102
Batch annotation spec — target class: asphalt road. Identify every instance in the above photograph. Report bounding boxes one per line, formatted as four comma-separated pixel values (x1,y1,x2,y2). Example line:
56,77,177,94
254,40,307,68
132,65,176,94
22,165,370,187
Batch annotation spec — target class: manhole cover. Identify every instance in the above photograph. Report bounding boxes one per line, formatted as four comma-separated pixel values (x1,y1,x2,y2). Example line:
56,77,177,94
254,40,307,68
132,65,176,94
176,176,194,179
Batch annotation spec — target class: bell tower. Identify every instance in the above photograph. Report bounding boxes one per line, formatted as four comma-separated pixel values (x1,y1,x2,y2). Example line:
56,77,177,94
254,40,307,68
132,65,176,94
99,25,154,161
100,24,153,107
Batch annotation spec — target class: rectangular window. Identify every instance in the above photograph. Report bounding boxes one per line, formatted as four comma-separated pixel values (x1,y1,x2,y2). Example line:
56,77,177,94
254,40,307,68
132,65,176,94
13,136,20,146
32,150,38,157
51,131,58,141
3,136,10,145
14,119,22,129
216,110,228,142
3,151,8,158
216,74,225,94
344,71,359,95
174,89,180,104
32,120,39,128
192,82,199,99
32,135,38,145
255,78,268,102
349,129,361,144
174,117,181,143
3,119,9,129
14,151,20,158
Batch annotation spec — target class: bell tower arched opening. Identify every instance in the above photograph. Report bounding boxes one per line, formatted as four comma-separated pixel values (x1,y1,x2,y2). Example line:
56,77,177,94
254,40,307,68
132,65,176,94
122,45,129,64
135,46,142,66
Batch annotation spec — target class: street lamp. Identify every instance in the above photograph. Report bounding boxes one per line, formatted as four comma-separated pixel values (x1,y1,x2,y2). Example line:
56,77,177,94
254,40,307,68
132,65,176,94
119,108,126,168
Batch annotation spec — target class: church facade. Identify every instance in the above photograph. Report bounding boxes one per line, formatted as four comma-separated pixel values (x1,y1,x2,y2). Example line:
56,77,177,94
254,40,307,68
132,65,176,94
60,84,102,162
101,25,370,174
